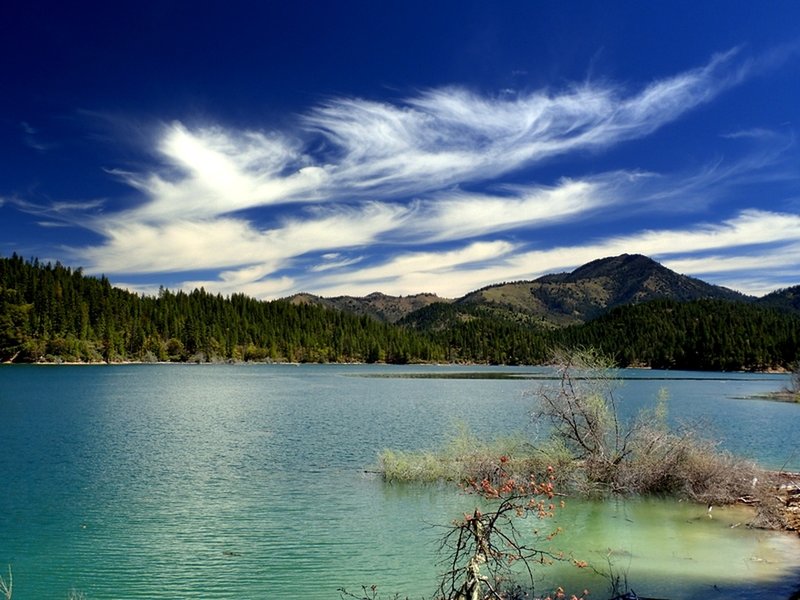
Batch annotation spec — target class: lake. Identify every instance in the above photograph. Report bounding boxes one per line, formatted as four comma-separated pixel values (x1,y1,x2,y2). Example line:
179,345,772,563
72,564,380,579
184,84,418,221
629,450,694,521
1,364,799,599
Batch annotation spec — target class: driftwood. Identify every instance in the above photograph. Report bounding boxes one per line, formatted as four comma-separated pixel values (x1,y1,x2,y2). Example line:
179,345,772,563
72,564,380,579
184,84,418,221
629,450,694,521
609,592,669,600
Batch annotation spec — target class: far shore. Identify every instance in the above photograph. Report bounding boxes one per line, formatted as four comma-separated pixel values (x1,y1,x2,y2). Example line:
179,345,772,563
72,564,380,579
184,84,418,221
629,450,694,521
1,356,793,376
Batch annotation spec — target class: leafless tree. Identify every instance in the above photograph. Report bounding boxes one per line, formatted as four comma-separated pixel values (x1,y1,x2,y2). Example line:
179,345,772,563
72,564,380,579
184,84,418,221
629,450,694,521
532,348,635,488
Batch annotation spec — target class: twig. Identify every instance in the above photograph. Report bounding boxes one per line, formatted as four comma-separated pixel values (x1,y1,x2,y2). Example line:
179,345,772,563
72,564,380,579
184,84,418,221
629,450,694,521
0,565,12,600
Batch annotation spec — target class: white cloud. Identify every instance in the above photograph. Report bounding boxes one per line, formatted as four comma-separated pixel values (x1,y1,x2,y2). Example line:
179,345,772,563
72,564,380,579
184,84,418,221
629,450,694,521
112,122,329,223
721,128,780,140
182,275,298,300
413,178,611,241
301,50,742,197
80,218,269,274
310,255,364,273
294,240,518,297
45,47,797,299
298,210,800,299
606,209,800,256
482,211,800,295
20,121,55,152
663,246,800,275
80,202,408,276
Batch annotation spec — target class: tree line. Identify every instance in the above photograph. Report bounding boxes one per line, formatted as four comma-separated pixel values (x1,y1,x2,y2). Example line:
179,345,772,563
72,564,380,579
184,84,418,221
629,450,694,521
1,255,799,370
0,255,444,364
556,297,800,371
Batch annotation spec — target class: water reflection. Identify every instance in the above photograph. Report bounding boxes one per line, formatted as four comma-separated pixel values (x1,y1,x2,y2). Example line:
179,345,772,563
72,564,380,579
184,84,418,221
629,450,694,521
0,364,798,599
541,497,800,599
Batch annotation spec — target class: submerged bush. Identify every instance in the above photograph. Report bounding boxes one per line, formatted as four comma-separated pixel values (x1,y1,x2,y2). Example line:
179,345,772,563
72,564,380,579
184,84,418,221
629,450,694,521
617,424,761,503
379,424,577,487
380,348,768,506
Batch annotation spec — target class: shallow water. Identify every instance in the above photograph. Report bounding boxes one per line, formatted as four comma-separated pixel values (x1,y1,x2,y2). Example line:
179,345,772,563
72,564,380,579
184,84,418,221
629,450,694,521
0,364,798,598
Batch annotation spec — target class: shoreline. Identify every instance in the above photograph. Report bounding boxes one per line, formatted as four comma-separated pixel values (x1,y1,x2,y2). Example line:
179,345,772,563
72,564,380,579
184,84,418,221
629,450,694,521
1,356,793,375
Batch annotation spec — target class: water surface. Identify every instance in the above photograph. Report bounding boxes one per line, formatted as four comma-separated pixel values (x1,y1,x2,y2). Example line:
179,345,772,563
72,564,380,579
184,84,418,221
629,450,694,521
0,364,798,598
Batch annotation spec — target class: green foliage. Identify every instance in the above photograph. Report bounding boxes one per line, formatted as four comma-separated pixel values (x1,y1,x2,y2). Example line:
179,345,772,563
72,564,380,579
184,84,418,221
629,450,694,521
0,254,445,364
400,302,551,365
555,298,800,371
400,295,800,370
2,254,799,370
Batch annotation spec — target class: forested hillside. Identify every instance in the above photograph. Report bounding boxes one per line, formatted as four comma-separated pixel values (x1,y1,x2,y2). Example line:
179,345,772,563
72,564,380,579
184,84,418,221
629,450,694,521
1,254,798,370
445,253,751,327
0,255,444,364
557,298,800,371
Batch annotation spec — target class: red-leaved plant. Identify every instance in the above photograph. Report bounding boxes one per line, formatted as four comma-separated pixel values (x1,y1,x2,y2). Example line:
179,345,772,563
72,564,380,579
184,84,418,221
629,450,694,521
436,460,588,600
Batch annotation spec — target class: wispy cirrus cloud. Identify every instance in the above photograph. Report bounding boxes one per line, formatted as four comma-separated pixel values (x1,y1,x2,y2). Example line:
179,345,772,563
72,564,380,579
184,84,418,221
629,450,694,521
109,123,328,224
303,48,746,197
409,178,611,242
721,127,782,140
20,121,56,152
81,201,407,276
300,240,520,298
41,46,797,299
294,210,800,298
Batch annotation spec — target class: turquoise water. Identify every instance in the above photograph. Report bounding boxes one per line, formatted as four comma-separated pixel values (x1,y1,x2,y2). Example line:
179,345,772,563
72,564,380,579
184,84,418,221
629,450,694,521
0,364,799,598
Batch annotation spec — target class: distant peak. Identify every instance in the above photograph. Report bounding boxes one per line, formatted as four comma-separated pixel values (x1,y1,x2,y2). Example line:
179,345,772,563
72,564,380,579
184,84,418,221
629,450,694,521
566,254,661,281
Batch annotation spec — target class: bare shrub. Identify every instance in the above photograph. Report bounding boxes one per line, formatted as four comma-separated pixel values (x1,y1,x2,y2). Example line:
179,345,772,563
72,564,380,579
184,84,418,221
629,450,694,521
619,425,761,503
531,347,636,491
383,347,767,505
748,472,800,530
532,348,765,502
791,362,800,396
435,467,586,600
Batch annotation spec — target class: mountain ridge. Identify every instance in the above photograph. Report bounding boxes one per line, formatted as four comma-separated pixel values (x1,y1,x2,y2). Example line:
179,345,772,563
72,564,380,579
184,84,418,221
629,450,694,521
287,254,759,328
287,291,449,323
3,253,798,369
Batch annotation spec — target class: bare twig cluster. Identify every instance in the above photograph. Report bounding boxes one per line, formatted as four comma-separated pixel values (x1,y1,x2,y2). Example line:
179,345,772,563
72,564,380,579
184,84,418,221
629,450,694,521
532,348,633,488
436,462,587,600
0,566,12,600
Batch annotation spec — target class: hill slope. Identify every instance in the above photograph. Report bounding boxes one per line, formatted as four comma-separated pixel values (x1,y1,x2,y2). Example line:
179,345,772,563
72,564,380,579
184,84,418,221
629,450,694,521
290,254,754,329
457,254,750,327
287,291,447,323
757,285,800,313
558,298,799,370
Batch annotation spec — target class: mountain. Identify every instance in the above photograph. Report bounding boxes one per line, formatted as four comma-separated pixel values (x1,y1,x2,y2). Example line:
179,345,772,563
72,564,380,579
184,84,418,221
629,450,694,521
289,254,757,329
3,253,797,370
441,254,752,328
287,291,448,323
757,285,800,313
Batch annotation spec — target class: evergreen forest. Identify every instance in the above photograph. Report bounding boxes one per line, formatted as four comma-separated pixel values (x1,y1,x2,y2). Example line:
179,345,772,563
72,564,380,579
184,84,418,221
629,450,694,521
0,255,443,364
1,254,799,370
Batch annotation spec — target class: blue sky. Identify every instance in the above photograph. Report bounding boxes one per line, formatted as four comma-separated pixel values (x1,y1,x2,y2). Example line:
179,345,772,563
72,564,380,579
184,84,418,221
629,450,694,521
2,1,800,299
